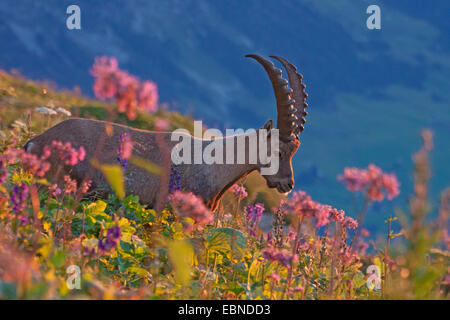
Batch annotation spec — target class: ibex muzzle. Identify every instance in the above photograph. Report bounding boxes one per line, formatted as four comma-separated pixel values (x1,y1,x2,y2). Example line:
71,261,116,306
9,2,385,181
25,55,308,210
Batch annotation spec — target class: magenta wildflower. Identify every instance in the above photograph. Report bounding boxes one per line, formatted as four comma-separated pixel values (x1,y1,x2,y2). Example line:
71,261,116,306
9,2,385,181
42,141,85,166
11,182,29,214
338,164,400,201
117,133,133,170
288,231,297,242
169,191,214,232
330,208,345,223
17,215,29,226
79,179,92,194
3,148,50,177
261,247,296,268
282,190,340,228
356,241,369,253
246,203,264,237
138,81,159,113
48,184,62,197
342,217,358,230
230,184,248,199
361,229,370,237
340,246,360,267
269,272,281,282
91,56,159,120
90,56,120,99
154,118,169,131
63,175,77,194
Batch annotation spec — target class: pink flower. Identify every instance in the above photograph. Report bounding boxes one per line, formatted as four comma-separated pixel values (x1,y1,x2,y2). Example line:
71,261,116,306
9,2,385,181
337,167,369,192
63,175,77,194
2,148,50,177
342,217,358,229
338,164,400,202
117,133,133,161
340,246,360,267
80,180,92,194
288,231,297,242
138,81,158,113
261,247,296,268
48,184,62,197
382,173,400,200
361,229,370,237
42,141,86,166
330,208,345,223
356,241,369,253
91,57,120,99
154,119,169,131
282,190,341,228
90,56,159,120
169,191,214,232
230,184,248,199
269,272,281,282
315,204,331,227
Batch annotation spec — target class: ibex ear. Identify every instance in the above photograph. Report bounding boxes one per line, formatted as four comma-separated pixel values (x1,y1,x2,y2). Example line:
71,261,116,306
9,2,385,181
261,119,273,137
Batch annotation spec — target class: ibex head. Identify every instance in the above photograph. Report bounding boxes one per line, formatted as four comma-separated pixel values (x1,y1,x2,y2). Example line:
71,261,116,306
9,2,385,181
246,54,308,194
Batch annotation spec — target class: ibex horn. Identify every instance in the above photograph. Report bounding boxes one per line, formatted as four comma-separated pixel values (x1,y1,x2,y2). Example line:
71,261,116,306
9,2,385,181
245,54,297,141
270,55,308,137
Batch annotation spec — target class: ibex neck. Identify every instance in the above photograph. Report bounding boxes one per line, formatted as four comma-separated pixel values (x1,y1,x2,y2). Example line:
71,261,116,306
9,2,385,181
201,132,266,207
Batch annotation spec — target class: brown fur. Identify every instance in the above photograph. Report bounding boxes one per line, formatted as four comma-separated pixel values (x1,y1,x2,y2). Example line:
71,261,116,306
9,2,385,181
27,118,296,211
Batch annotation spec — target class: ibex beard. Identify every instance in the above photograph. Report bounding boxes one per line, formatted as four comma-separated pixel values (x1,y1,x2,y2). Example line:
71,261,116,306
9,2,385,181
24,54,308,211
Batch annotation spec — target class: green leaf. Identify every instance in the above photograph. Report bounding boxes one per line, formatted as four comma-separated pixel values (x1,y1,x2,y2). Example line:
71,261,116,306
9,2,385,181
126,266,151,279
352,271,366,289
206,227,247,262
85,215,96,227
50,250,65,268
85,200,107,215
249,259,262,280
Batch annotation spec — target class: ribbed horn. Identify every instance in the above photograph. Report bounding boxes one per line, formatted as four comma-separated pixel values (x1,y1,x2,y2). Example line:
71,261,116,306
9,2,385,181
269,56,308,137
245,54,297,141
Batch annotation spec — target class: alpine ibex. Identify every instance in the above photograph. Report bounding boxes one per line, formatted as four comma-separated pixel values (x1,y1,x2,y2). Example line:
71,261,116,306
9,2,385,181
25,55,308,210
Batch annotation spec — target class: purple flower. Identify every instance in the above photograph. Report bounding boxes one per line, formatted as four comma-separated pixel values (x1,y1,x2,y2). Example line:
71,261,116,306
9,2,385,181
11,182,29,214
246,203,264,237
17,215,29,225
98,225,121,254
83,247,96,256
107,225,121,241
169,167,181,193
